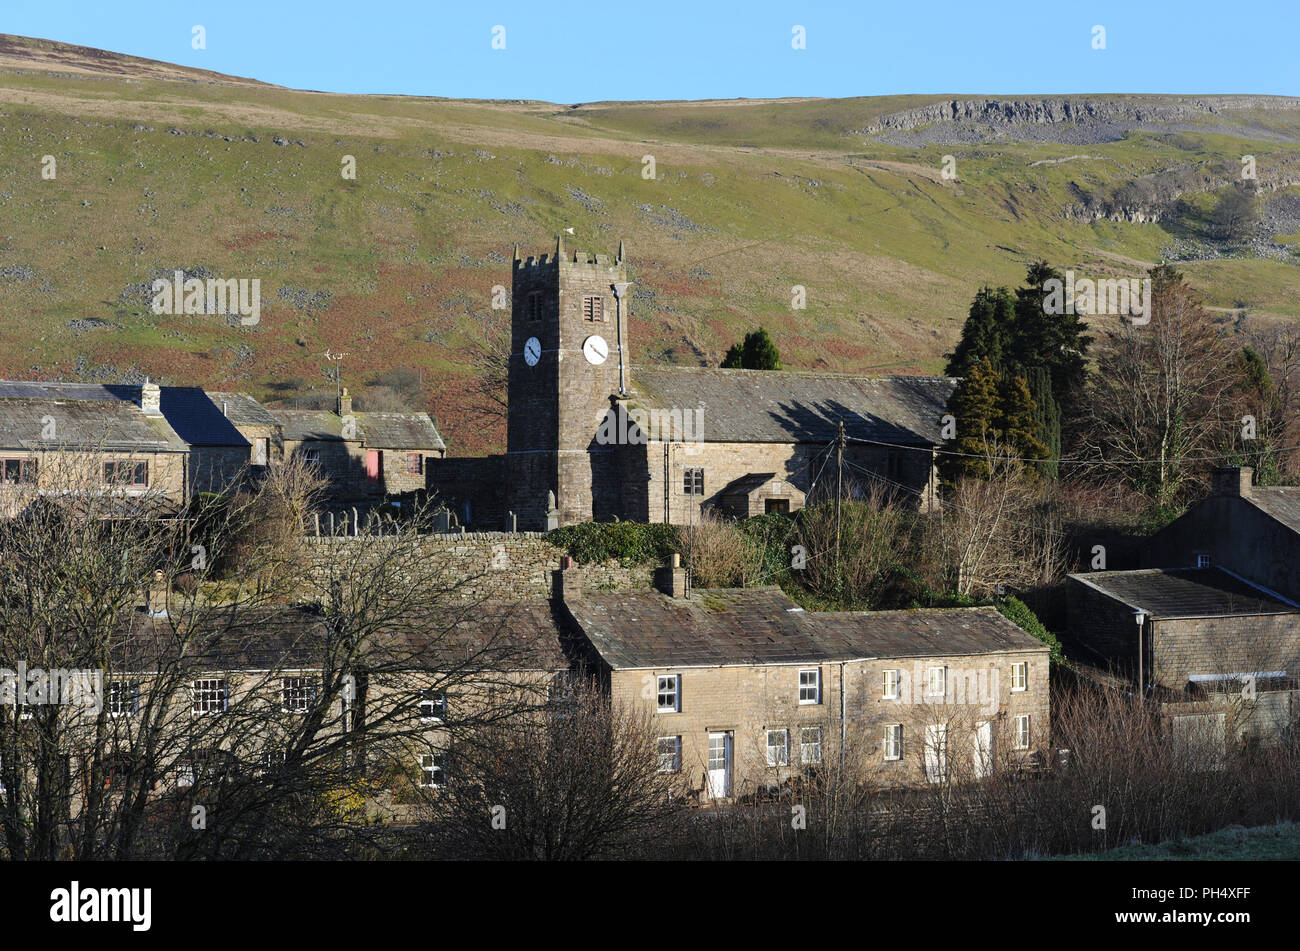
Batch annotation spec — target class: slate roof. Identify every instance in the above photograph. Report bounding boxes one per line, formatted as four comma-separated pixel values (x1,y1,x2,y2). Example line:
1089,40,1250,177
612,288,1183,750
0,395,185,451
1068,568,1299,619
1243,487,1300,536
154,387,248,447
113,601,568,672
268,408,444,450
565,586,1044,669
206,392,279,428
629,366,955,444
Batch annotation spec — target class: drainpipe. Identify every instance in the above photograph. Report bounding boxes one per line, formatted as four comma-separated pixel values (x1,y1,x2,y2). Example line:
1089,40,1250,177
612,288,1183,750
1133,610,1147,699
840,662,847,770
612,282,632,398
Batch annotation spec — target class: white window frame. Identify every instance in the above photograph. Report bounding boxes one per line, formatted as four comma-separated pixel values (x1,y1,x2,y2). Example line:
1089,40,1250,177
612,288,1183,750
766,729,789,767
883,723,902,761
1014,714,1031,750
800,727,822,765
926,666,947,699
798,668,821,705
176,763,195,789
657,736,681,773
1196,553,1212,568
1011,662,1027,693
882,669,900,700
656,674,680,713
418,688,447,723
190,679,228,715
281,676,316,713
419,753,447,788
107,679,140,718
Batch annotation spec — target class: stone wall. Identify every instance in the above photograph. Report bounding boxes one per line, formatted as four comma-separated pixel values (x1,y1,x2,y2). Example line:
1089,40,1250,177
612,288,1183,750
301,531,655,602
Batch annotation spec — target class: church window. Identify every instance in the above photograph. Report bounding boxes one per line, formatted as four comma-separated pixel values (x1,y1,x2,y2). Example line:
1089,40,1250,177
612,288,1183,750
683,468,704,495
582,296,605,322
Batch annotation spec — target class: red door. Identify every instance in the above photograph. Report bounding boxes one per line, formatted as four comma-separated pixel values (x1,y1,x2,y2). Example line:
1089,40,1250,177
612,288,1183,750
365,450,382,484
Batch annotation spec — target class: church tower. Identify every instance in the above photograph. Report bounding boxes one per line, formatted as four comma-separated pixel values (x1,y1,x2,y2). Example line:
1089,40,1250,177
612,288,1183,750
506,236,630,529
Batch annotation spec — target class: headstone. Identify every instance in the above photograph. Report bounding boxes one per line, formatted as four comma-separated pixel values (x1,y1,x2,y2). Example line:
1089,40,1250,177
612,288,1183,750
545,491,561,531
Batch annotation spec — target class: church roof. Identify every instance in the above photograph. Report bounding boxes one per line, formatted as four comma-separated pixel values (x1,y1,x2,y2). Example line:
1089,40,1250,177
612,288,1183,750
628,366,955,445
268,409,445,450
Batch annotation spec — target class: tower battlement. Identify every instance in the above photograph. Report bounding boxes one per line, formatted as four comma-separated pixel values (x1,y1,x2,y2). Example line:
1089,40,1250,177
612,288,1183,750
513,236,625,272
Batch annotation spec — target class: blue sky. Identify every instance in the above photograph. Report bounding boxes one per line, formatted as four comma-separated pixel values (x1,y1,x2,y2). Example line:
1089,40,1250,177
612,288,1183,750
4,0,1297,102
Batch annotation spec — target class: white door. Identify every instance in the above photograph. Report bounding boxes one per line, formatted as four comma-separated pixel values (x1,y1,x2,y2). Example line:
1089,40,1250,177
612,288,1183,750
707,732,732,799
924,724,947,784
973,720,994,779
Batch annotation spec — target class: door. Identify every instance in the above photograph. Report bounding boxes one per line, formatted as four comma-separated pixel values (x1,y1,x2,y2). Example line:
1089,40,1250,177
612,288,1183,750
973,720,994,779
365,450,382,484
252,437,268,466
707,732,732,799
924,724,947,784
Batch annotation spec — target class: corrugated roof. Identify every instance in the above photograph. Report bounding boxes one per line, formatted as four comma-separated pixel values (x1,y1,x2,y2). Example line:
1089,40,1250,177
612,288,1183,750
629,366,955,444
206,392,279,428
566,586,1044,668
1068,567,1299,619
268,408,444,450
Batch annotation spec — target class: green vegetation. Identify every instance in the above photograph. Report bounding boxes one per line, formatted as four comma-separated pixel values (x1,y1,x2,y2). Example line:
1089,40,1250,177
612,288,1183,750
720,327,782,369
1050,821,1300,860
546,521,679,566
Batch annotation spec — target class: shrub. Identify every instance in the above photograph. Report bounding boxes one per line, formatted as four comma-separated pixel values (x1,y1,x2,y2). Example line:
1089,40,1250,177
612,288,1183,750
547,521,679,566
996,596,1064,662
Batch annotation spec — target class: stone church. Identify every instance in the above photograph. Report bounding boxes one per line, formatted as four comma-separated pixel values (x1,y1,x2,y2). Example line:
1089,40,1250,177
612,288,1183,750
428,238,955,531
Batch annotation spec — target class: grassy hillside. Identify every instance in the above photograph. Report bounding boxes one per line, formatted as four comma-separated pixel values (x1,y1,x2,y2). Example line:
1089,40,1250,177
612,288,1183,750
1,35,1298,453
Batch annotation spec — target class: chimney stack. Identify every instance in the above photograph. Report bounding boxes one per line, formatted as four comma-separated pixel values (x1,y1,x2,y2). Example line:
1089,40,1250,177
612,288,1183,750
1212,466,1253,498
555,559,584,602
139,380,162,416
337,386,352,417
655,553,688,599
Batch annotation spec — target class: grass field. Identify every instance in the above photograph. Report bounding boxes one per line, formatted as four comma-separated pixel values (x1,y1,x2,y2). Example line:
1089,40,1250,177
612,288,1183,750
1,34,1298,453
1051,821,1300,860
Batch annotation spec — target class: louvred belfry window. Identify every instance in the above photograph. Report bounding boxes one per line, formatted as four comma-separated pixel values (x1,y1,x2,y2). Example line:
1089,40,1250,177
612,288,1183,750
582,296,604,321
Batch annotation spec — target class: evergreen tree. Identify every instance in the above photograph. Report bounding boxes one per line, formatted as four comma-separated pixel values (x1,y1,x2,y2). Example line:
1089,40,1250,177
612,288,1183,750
945,287,1013,379
998,372,1051,465
940,357,1003,486
1012,260,1091,426
720,327,782,370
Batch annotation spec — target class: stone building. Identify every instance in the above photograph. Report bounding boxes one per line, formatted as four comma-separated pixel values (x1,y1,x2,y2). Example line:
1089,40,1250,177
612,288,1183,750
0,380,257,511
269,388,445,504
560,565,1049,799
428,238,955,530
1065,566,1300,746
1144,466,1300,603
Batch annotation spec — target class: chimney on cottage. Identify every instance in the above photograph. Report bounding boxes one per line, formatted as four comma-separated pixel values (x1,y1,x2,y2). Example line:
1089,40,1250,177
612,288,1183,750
555,557,584,601
1212,466,1253,499
655,553,688,599
139,379,162,416
337,386,353,417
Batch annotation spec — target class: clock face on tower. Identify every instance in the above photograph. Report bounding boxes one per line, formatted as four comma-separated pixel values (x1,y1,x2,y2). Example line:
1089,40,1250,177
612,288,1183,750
523,336,541,366
582,334,609,365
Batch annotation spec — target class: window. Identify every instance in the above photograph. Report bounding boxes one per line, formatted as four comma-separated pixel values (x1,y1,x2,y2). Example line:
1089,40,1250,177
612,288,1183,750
1014,714,1031,750
418,689,447,722
926,666,947,699
656,675,680,713
1,458,36,484
683,467,704,495
281,677,315,713
798,668,821,705
259,750,287,775
883,724,902,761
406,453,422,475
302,447,321,466
191,679,228,715
252,437,269,467
800,728,823,765
107,680,139,718
1196,553,1212,568
1011,662,1028,693
527,292,542,321
882,669,900,700
766,729,789,767
582,295,605,322
176,764,195,789
420,753,447,788
657,736,681,773
103,460,148,487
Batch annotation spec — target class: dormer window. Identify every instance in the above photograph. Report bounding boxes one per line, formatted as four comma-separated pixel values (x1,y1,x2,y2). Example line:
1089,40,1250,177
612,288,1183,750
582,296,605,322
